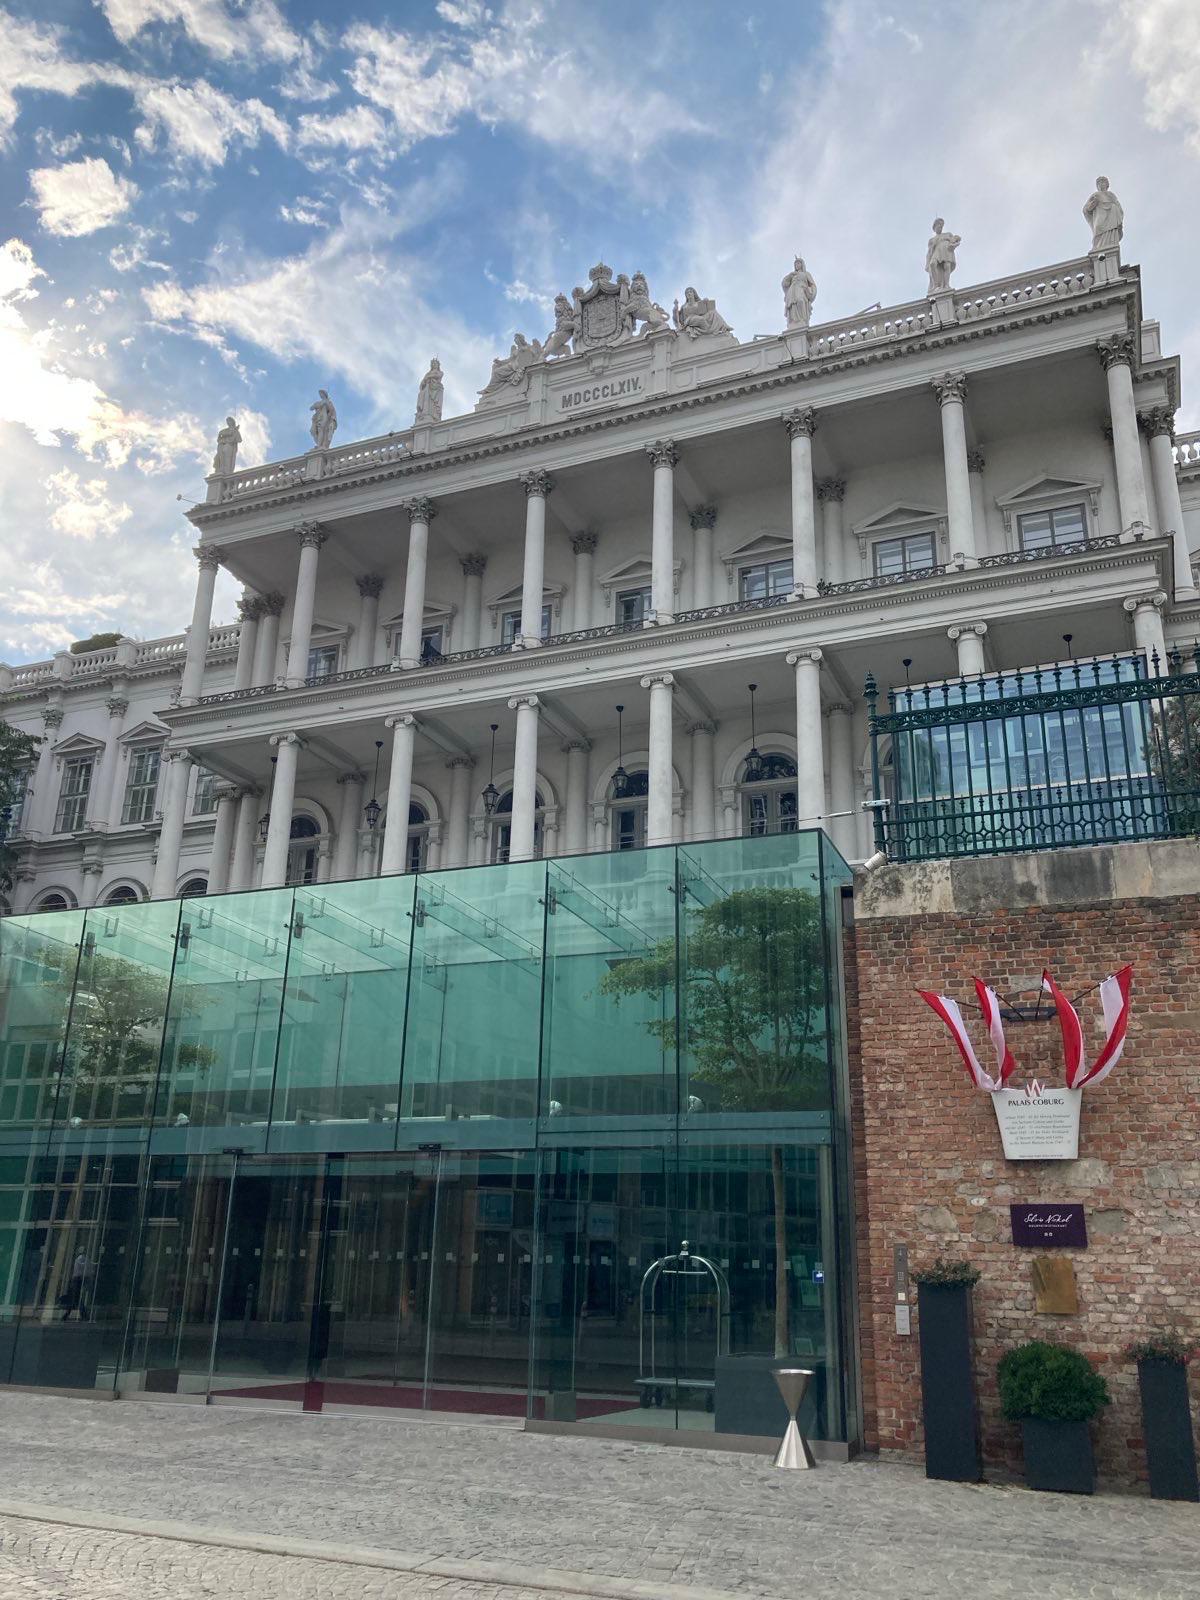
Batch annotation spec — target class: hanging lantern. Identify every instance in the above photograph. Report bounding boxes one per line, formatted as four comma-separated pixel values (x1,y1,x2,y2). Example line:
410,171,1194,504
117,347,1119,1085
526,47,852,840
481,723,500,815
743,683,766,784
364,739,384,829
612,704,630,798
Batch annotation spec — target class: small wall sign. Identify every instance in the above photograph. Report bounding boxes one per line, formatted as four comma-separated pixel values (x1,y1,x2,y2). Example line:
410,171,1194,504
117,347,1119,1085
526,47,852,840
1010,1203,1088,1248
991,1085,1082,1159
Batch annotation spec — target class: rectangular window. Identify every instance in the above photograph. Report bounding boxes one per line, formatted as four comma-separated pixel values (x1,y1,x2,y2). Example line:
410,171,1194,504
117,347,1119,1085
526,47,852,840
55,758,94,833
502,605,551,646
420,626,444,661
1017,503,1087,552
191,768,216,816
873,532,936,577
306,644,339,679
121,748,161,825
1,767,29,834
739,559,794,600
616,587,651,627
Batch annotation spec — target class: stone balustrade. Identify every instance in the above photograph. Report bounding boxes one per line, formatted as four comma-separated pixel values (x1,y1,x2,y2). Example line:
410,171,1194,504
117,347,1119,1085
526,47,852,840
953,258,1096,323
1173,431,1200,468
1,625,242,697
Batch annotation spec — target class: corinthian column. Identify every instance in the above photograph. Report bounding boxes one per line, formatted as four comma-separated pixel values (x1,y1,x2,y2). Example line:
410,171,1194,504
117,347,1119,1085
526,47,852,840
285,522,326,687
261,733,303,887
207,783,240,895
570,532,598,629
1098,336,1151,540
646,441,677,623
519,472,552,647
687,720,716,840
815,479,845,586
1142,408,1197,597
380,714,418,874
562,739,589,853
641,672,675,845
253,593,284,686
784,409,818,596
444,755,474,867
508,695,541,860
931,373,977,565
179,545,222,704
785,649,825,828
397,498,436,667
689,507,717,608
151,750,193,899
234,594,261,690
460,553,487,650
352,574,383,669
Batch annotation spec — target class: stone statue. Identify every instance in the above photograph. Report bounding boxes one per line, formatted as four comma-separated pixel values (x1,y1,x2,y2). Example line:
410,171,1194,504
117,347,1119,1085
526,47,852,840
415,358,444,423
309,389,337,450
543,293,578,359
782,256,817,329
620,271,671,337
479,333,544,397
925,219,961,294
672,286,733,340
212,415,241,475
1083,176,1124,252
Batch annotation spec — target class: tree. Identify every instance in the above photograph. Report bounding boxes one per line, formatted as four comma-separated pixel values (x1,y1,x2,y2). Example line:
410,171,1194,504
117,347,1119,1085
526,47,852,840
70,632,123,654
0,720,42,895
600,885,831,1354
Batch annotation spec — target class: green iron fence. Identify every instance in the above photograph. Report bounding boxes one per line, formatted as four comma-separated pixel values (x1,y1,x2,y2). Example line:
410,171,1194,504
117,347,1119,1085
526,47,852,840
865,647,1200,861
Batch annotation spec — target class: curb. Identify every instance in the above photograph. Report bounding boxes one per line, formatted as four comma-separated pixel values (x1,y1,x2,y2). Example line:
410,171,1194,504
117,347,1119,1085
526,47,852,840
0,1498,756,1600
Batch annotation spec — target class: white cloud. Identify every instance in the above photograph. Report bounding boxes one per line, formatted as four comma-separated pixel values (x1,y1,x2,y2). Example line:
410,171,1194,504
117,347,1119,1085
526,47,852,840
133,79,289,166
1118,0,1200,154
28,157,138,236
279,200,329,227
230,407,272,467
296,103,388,154
0,16,119,140
45,468,133,539
97,0,302,64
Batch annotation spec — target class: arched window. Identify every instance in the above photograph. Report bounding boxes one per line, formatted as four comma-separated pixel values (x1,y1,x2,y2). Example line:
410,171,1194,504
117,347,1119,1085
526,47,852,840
35,894,68,913
407,802,430,874
104,885,141,906
286,814,321,886
740,752,798,837
490,790,544,864
608,769,649,851
179,878,208,899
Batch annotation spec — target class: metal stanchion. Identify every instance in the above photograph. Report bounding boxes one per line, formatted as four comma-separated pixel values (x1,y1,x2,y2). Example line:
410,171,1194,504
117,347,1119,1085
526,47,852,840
772,1367,817,1469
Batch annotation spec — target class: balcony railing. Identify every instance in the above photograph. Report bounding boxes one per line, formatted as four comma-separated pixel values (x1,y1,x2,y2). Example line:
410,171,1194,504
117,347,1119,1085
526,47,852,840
866,649,1200,863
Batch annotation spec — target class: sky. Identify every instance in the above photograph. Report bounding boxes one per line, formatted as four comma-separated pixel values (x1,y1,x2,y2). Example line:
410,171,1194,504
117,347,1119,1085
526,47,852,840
1,0,1199,664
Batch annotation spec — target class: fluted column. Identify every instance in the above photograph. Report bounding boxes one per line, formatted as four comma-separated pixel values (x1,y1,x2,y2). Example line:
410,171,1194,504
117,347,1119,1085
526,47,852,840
824,703,856,861
460,554,487,650
786,649,825,827
1124,591,1168,671
948,620,988,676
261,733,303,887
562,740,589,853
230,789,260,891
352,575,384,669
444,755,474,867
150,750,193,899
234,594,261,690
932,374,977,565
689,507,716,609
253,593,284,686
646,441,677,623
380,714,418,874
507,695,541,860
93,693,128,828
333,772,366,879
518,473,552,647
967,450,988,557
1143,408,1197,597
397,499,436,668
29,706,62,835
784,409,818,596
687,720,716,841
285,523,326,686
815,479,845,586
1098,337,1151,540
570,533,598,629
641,672,675,845
206,783,240,894
180,546,222,704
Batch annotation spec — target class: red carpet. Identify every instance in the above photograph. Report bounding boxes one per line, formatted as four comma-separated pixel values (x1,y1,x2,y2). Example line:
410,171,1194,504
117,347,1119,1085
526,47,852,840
209,1379,637,1419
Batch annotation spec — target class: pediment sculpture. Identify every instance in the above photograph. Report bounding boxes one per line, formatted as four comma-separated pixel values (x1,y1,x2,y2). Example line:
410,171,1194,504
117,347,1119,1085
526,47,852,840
672,286,733,342
478,333,545,399
542,262,675,358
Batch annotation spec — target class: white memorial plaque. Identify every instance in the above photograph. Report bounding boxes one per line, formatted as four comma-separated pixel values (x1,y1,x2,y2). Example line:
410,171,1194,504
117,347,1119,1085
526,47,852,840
991,1086,1082,1160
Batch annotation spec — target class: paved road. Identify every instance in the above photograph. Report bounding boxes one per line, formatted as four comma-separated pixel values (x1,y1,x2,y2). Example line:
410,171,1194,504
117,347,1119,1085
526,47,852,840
0,1395,1195,1599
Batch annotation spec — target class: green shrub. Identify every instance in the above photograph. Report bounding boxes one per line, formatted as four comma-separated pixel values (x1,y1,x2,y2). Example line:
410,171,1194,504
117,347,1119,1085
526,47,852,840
912,1257,980,1288
1125,1331,1195,1366
998,1341,1110,1423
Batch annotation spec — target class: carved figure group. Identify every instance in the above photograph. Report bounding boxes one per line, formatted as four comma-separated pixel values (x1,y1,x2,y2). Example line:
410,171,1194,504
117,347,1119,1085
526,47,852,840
543,293,578,359
480,333,544,396
415,358,444,423
782,256,817,329
925,219,961,293
1083,176,1123,252
309,389,337,450
620,271,671,336
212,415,241,476
672,286,733,340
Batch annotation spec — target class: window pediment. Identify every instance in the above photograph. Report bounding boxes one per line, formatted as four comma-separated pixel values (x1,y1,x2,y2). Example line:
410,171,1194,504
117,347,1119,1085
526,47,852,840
117,720,168,748
598,557,681,602
720,530,792,584
51,732,105,758
486,582,565,623
852,501,947,560
994,473,1101,535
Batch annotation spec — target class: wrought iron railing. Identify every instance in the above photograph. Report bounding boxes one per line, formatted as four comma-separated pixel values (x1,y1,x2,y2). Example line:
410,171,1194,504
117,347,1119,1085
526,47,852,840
866,648,1200,862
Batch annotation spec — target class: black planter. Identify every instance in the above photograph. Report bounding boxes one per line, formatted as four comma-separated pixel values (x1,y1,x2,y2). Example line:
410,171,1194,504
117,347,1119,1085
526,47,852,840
1137,1359,1199,1502
1021,1418,1095,1494
917,1282,981,1482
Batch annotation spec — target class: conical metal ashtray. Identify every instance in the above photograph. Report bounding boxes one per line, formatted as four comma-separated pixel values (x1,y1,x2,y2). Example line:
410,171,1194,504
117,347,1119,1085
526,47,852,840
772,1366,816,1470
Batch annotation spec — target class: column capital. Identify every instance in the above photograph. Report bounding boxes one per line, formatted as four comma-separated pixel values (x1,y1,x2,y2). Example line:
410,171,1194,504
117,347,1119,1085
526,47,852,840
460,551,488,576
445,753,476,770
404,495,438,524
260,591,285,617
295,520,326,550
947,620,988,642
966,448,986,473
268,732,305,750
105,696,129,718
1097,333,1137,372
571,530,599,554
1140,405,1176,440
356,573,384,598
213,781,242,803
384,713,418,731
815,477,845,502
785,647,823,668
688,505,718,530
560,737,590,754
507,694,540,711
931,371,967,406
822,702,853,718
161,746,195,765
237,593,265,622
783,407,817,440
640,671,675,690
194,543,224,571
520,470,554,498
336,770,367,786
686,719,717,737
646,439,678,469
42,705,64,730
1122,590,1168,615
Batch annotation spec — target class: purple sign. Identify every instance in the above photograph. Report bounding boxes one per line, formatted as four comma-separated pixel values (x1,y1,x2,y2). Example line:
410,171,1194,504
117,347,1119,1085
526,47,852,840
1010,1204,1088,1248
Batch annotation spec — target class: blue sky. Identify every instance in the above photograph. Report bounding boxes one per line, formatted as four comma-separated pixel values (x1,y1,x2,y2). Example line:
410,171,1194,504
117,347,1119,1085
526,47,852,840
1,0,1198,661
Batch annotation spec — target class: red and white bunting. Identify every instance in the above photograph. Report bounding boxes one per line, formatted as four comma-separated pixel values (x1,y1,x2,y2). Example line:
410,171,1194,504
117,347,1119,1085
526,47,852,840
918,985,1016,1092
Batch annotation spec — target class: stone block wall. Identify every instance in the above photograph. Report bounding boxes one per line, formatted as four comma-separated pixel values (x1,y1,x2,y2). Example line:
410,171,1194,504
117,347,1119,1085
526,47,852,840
848,842,1200,1486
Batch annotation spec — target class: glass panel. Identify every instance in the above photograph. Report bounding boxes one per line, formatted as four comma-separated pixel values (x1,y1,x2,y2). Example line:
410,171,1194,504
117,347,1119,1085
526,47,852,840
151,889,294,1150
400,862,545,1127
271,877,414,1148
0,910,83,1144
542,850,677,1122
1018,510,1052,550
1051,503,1086,546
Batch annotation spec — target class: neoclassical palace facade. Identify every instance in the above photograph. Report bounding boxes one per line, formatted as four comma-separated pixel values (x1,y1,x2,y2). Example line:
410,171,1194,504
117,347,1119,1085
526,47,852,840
3,222,1199,912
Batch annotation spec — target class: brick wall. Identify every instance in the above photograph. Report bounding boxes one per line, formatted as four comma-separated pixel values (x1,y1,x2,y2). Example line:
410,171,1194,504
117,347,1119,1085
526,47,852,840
848,848,1200,1487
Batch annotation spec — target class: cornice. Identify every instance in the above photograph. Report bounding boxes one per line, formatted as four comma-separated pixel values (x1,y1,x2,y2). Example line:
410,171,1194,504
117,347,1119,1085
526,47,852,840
190,279,1139,530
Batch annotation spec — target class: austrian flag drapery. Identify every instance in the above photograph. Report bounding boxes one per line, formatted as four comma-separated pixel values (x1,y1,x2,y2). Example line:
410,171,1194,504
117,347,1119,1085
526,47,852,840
917,980,1016,1092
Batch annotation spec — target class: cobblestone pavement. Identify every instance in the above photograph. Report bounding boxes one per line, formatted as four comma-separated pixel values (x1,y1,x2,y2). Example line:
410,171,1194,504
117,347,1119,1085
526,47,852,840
0,1395,1195,1600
